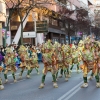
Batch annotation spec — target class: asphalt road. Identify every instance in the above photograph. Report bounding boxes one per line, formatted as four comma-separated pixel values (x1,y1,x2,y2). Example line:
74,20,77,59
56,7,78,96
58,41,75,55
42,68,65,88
0,63,100,100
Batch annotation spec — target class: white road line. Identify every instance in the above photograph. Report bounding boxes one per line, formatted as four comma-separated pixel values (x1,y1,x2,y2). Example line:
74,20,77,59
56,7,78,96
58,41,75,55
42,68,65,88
63,87,81,100
71,70,82,72
57,81,83,100
58,76,90,100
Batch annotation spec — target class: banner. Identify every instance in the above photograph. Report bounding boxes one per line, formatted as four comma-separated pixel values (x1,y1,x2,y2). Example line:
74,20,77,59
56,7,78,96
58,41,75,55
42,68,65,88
2,28,6,38
6,31,11,45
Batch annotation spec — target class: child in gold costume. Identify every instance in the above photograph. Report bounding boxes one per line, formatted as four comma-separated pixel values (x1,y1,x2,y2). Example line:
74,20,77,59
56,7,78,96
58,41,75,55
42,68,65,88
30,52,40,75
0,66,4,90
53,42,64,80
4,47,17,83
70,44,80,74
63,44,72,81
39,40,58,88
80,40,100,88
18,45,31,79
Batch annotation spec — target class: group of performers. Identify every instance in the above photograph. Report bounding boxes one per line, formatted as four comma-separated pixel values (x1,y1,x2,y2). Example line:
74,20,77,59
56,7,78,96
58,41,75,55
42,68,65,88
0,45,39,90
1,35,100,90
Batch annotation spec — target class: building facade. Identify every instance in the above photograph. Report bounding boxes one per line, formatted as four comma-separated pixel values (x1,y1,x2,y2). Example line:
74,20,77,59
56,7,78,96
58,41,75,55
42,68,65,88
0,0,6,46
4,0,95,45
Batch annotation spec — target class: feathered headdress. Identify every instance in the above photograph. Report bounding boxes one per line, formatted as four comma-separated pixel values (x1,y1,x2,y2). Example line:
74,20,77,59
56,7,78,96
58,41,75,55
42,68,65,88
44,40,52,50
6,47,13,53
18,45,27,52
63,45,70,53
53,41,61,49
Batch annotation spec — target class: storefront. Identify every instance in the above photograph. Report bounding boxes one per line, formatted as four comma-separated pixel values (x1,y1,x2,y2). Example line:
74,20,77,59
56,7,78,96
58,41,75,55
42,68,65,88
46,27,66,44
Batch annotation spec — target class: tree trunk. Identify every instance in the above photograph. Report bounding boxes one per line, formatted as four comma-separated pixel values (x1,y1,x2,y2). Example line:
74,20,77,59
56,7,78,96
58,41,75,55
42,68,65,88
20,20,23,45
4,19,9,47
68,21,70,44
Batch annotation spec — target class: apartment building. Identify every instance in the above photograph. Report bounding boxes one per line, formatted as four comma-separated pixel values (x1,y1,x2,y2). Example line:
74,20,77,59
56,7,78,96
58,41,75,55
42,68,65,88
3,0,95,45
91,0,100,39
0,0,6,46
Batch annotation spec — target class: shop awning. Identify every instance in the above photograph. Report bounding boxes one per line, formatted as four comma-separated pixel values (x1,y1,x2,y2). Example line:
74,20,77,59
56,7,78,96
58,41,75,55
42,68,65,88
48,27,66,34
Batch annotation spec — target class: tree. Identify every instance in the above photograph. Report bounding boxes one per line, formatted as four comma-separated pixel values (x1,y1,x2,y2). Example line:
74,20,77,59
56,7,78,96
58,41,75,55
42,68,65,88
4,0,70,45
3,0,25,46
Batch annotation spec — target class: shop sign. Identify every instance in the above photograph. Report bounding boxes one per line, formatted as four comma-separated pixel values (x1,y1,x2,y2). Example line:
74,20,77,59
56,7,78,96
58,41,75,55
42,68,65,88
11,26,18,30
36,21,48,33
0,23,2,28
23,31,36,38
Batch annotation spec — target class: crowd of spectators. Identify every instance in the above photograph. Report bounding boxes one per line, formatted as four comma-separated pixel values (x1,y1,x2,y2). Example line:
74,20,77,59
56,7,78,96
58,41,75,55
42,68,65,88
0,43,43,67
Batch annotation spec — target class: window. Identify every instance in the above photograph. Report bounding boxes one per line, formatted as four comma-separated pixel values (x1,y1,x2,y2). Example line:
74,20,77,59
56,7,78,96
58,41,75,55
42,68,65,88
59,21,64,28
52,38,59,43
58,0,67,5
49,17,52,24
65,23,68,28
71,4,76,10
67,2,71,10
61,38,65,44
52,19,58,26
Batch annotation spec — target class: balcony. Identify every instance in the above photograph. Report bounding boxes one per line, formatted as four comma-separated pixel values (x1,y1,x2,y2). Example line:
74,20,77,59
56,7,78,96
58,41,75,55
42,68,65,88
67,0,81,8
79,1,88,11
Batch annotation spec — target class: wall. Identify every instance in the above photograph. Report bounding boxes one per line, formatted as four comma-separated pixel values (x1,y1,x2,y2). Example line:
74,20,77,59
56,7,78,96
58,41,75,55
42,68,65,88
0,0,6,22
68,0,81,8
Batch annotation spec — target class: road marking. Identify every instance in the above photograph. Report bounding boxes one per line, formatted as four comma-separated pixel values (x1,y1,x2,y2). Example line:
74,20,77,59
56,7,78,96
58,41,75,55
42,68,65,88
70,70,82,72
58,76,90,100
63,87,81,100
57,81,83,100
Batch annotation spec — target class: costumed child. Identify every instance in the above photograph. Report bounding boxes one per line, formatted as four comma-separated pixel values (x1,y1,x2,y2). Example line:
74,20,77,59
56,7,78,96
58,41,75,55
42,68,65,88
39,40,58,88
4,47,17,83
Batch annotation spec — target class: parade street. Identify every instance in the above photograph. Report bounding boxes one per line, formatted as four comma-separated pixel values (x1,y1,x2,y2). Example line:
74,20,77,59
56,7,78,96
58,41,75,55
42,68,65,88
0,63,100,100
0,0,99,100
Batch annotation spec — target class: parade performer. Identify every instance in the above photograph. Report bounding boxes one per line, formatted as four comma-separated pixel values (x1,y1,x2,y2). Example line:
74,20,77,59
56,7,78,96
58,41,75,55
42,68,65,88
39,40,58,88
56,43,68,81
77,40,84,63
63,44,72,81
77,40,84,53
13,50,20,69
18,45,30,79
30,52,39,75
0,51,4,89
52,42,64,80
96,42,100,77
0,65,4,90
80,40,100,88
41,43,45,53
4,47,17,83
89,41,100,80
0,77,4,90
70,44,80,73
